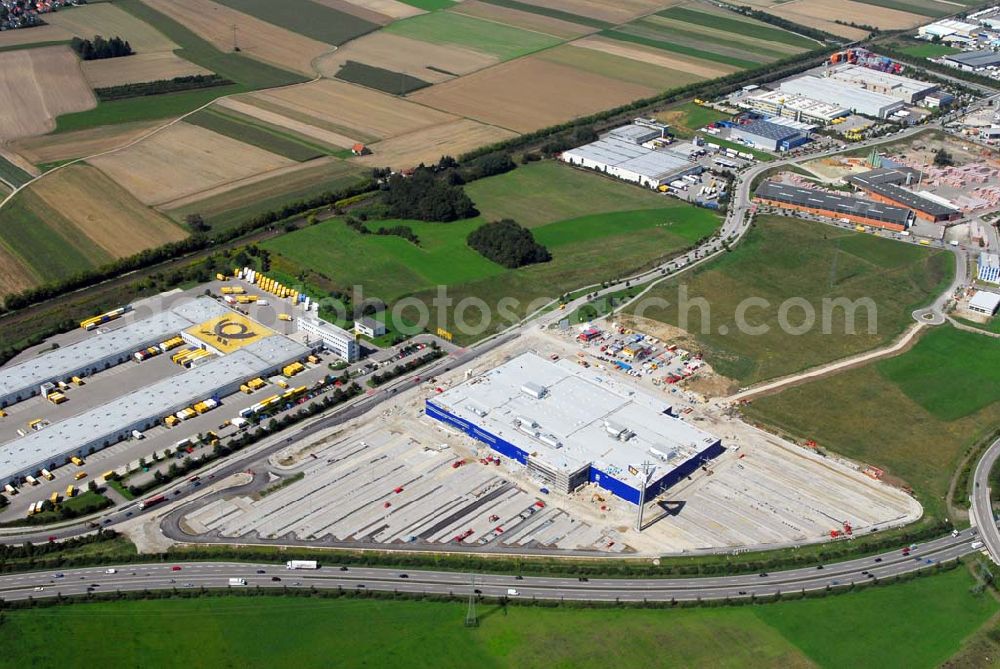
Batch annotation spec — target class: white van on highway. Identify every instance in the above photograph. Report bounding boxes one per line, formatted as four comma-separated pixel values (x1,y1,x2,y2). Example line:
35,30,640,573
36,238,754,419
507,588,519,596
972,541,985,550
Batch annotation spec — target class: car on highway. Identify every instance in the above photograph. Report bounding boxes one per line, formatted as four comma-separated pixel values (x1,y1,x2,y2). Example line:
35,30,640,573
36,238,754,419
758,572,768,577
256,569,266,574
271,576,281,582
171,566,182,571
53,573,64,579
398,574,409,579
33,586,44,592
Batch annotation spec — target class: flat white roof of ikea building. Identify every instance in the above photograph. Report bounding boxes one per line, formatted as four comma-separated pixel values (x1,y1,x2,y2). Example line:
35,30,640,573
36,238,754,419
433,352,719,481
780,76,903,116
0,299,229,400
563,137,695,181
0,336,309,481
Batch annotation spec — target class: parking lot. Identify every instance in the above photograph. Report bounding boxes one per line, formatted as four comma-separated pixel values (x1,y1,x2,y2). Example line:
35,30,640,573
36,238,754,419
178,329,920,555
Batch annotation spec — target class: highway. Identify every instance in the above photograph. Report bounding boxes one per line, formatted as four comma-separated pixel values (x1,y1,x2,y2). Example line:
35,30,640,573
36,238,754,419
971,436,1000,565
0,527,979,603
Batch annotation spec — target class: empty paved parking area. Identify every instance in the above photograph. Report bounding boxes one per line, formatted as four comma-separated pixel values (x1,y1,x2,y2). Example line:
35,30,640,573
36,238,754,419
184,424,627,553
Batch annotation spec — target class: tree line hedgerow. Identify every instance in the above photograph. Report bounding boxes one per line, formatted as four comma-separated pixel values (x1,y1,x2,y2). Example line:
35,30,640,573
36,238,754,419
94,74,233,102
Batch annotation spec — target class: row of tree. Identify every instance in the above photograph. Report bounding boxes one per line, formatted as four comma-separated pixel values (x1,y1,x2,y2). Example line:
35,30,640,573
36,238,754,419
70,35,133,60
95,74,232,102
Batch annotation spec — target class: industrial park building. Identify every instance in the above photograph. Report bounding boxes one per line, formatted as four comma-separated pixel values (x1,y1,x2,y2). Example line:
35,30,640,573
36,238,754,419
979,252,1000,284
0,300,228,409
729,119,809,151
560,123,702,189
425,353,724,505
755,181,913,231
848,169,961,222
780,76,905,119
0,336,310,486
298,316,359,362
969,290,1000,316
743,90,849,124
919,19,979,41
943,50,1000,71
825,64,938,104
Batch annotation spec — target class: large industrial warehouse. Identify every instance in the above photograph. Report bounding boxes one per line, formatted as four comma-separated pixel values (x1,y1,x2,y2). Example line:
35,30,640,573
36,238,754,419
0,300,228,409
743,90,849,125
729,119,809,151
0,336,309,485
560,123,702,189
0,295,326,485
425,352,724,504
755,181,914,231
780,76,905,118
848,169,961,222
825,64,938,103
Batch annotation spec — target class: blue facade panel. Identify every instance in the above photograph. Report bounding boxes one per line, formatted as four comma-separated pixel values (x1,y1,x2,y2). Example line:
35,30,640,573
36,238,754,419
589,467,641,504
645,440,726,499
425,400,529,464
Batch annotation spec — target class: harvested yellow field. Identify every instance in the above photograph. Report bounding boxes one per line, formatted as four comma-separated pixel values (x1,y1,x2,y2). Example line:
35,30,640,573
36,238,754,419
252,79,455,140
161,156,359,213
410,57,655,133
453,0,595,40
518,0,675,23
142,0,331,76
0,46,95,142
0,242,40,296
333,0,424,20
10,120,166,165
82,52,211,88
309,0,394,24
779,0,923,29
0,24,73,48
90,122,294,206
215,97,359,149
31,164,187,257
572,35,738,78
314,31,498,84
353,119,517,170
46,3,177,53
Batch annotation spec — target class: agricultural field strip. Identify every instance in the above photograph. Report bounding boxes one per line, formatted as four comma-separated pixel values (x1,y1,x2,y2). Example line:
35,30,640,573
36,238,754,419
186,108,333,161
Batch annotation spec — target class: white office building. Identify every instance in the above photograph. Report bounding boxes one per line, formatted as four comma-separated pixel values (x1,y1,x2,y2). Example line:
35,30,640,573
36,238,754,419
299,316,359,362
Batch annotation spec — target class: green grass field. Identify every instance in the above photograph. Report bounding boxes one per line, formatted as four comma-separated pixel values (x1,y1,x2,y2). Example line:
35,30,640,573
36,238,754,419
0,567,992,668
877,326,1000,421
385,11,562,60
744,328,1000,518
657,102,731,138
630,215,952,385
264,162,718,338
186,108,328,162
851,0,951,17
0,154,33,188
0,39,70,53
0,190,106,283
334,60,431,94
899,42,961,58
54,84,246,134
116,0,306,90
629,15,798,62
477,0,612,29
657,6,819,49
398,0,457,10
213,0,377,45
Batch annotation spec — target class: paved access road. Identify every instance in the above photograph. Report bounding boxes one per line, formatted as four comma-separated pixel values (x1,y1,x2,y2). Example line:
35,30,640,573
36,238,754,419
0,527,979,603
971,436,1000,565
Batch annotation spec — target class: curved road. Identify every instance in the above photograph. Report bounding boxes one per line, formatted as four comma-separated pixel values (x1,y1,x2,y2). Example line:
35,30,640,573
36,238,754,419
971,436,1000,565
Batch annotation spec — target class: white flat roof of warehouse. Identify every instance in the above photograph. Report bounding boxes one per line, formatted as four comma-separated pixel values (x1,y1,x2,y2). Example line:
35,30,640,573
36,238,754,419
828,64,936,97
780,76,902,111
0,299,230,398
0,336,309,480
564,137,694,179
969,290,1000,312
750,90,848,118
434,352,719,481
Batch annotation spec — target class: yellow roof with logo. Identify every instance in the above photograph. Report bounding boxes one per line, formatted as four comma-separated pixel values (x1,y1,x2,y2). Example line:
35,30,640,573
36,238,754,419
185,313,274,354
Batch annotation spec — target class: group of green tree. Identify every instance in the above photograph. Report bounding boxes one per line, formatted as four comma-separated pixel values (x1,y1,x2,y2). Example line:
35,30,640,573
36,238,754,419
380,167,477,222
70,35,133,60
467,219,551,269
